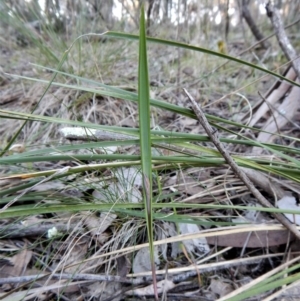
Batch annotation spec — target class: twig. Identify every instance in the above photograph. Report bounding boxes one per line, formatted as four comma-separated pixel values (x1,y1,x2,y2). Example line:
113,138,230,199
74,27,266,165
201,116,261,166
266,1,300,80
0,273,147,285
258,91,283,145
60,127,137,141
183,88,300,240
0,253,285,285
0,223,84,238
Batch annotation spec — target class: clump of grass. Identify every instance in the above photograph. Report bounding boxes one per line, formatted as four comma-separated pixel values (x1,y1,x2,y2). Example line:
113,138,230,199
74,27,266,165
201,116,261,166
1,2,300,300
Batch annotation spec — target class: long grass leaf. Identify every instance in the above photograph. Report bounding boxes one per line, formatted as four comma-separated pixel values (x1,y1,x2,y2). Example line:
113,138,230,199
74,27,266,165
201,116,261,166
137,6,157,299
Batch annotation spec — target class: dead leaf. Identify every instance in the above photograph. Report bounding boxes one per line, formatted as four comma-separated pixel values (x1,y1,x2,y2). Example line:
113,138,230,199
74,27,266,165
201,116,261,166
81,211,117,244
182,66,194,76
52,237,88,274
171,223,210,258
277,195,300,225
210,278,233,297
0,249,32,278
133,247,160,274
206,229,294,248
93,167,142,203
164,168,213,196
117,255,130,277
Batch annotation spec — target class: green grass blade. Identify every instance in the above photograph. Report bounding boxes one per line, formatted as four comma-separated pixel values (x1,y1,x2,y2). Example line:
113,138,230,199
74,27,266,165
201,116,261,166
228,271,300,301
137,6,157,299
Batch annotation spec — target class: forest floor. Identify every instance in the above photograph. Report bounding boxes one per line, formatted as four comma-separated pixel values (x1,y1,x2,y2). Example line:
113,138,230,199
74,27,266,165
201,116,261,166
1,23,300,301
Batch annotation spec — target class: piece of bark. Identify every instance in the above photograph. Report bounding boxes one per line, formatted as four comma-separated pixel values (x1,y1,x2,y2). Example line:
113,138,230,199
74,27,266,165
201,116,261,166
247,66,296,128
252,78,300,153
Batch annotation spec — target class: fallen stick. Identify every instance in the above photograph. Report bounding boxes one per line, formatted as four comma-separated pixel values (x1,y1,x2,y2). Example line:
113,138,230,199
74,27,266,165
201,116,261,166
184,88,300,240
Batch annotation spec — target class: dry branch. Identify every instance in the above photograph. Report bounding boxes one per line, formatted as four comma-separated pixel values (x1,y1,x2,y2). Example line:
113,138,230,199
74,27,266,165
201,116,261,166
184,88,300,241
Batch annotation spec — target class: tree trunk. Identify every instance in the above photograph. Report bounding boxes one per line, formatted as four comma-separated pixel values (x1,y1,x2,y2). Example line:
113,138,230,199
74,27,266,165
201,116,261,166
241,0,270,49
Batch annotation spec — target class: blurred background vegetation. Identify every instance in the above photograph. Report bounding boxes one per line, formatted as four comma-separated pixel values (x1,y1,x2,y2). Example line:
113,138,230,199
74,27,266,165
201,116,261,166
2,0,300,45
